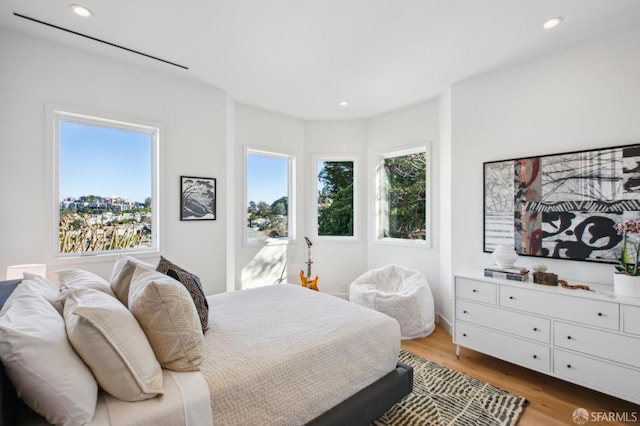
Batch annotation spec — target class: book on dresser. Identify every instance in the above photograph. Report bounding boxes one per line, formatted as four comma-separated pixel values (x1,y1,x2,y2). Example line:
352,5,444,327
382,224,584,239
483,266,529,282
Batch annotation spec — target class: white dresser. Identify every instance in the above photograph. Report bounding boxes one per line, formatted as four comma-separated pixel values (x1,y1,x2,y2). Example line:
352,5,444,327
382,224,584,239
454,272,640,405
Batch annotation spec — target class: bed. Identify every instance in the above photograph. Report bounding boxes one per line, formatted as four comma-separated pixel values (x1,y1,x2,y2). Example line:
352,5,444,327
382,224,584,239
0,268,413,426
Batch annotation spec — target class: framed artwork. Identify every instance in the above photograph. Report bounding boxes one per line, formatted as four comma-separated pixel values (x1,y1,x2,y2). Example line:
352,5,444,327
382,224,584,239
180,176,216,221
483,143,640,264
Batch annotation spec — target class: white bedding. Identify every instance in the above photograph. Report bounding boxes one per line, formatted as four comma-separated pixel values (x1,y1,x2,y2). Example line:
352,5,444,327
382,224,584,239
201,284,401,426
89,370,212,426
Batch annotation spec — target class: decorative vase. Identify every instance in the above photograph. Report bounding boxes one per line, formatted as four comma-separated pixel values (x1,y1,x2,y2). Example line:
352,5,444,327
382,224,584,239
613,273,640,297
492,245,518,269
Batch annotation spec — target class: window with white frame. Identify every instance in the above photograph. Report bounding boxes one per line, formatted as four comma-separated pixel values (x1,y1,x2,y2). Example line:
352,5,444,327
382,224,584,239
375,145,429,244
53,109,159,257
315,158,355,238
246,148,295,243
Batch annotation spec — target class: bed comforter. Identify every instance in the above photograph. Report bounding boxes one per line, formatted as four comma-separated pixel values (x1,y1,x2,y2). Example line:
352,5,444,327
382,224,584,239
200,284,401,426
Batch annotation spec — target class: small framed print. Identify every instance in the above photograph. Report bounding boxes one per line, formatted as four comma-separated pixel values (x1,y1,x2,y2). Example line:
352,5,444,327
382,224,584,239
180,176,216,221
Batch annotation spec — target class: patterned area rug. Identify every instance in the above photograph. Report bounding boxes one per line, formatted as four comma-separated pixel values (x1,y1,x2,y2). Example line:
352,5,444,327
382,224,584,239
374,350,528,426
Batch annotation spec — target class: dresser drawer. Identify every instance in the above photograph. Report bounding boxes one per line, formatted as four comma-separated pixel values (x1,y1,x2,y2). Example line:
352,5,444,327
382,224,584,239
623,305,640,336
554,350,640,404
456,300,550,344
500,286,619,330
455,278,497,305
554,322,640,369
455,322,550,373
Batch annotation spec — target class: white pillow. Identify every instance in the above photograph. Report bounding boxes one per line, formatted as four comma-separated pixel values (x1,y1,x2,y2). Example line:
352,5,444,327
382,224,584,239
57,269,115,297
0,292,98,425
63,286,164,401
110,255,155,307
129,265,203,371
0,273,62,316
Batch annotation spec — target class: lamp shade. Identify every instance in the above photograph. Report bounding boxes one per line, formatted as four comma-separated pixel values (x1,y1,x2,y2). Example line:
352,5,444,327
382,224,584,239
6,264,47,280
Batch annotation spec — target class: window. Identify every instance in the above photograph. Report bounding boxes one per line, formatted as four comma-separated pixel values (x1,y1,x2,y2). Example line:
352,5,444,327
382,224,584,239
375,146,429,245
315,158,355,238
245,148,295,243
53,109,159,257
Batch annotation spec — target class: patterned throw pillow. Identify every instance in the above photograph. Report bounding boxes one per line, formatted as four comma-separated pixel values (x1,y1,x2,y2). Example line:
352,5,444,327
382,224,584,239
167,269,209,332
156,256,209,332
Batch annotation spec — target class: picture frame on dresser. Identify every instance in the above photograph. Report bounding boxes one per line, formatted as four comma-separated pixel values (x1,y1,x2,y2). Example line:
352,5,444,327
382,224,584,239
180,176,216,221
483,143,640,264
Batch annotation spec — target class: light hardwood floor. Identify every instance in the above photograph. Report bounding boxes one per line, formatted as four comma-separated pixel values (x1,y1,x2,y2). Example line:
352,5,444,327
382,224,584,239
401,325,640,425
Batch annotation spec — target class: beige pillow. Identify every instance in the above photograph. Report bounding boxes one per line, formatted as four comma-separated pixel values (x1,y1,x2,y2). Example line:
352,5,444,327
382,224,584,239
110,255,154,307
63,286,164,401
0,292,98,425
129,265,203,371
0,273,62,316
57,269,115,297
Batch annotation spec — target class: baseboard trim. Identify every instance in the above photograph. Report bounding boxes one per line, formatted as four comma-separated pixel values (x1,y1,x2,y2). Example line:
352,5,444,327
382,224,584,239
437,313,452,335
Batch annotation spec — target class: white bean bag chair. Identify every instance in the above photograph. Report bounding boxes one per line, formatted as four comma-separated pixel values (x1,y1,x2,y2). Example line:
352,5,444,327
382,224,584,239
349,264,435,339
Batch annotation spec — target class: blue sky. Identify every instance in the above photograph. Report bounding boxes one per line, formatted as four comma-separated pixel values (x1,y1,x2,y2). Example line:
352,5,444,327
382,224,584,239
59,121,152,203
247,154,288,205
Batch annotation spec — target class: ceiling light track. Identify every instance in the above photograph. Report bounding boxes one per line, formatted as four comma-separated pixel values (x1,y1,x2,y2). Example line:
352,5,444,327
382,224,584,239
13,12,189,70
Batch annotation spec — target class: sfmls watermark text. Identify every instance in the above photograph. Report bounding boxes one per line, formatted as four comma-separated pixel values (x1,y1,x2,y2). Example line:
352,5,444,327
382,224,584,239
573,408,638,424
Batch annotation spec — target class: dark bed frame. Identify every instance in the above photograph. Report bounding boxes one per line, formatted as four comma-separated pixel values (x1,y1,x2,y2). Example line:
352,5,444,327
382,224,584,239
0,279,413,426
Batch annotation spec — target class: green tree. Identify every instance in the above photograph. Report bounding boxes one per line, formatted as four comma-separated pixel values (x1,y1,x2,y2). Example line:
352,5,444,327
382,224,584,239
318,161,354,236
270,196,288,215
257,201,272,217
383,152,426,240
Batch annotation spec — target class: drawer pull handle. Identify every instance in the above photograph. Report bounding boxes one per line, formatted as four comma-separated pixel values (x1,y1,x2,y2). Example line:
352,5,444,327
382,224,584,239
597,312,603,317
462,333,467,337
567,364,572,369
567,336,572,340
509,296,515,300
532,355,537,359
533,327,538,331
472,289,478,293
463,310,468,314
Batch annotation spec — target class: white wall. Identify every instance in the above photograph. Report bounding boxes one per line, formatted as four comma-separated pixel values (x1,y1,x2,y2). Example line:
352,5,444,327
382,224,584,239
233,104,305,290
0,28,229,294
366,100,442,316
450,26,640,297
438,88,453,332
304,120,368,295
233,104,443,299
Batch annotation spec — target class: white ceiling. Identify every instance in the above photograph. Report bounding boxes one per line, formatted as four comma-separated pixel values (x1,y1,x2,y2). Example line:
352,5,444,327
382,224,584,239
2,1,640,120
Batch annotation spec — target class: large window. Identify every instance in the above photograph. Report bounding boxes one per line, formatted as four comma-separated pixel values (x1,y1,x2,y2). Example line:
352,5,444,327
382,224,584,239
53,109,159,257
316,158,355,238
376,146,429,245
246,148,295,243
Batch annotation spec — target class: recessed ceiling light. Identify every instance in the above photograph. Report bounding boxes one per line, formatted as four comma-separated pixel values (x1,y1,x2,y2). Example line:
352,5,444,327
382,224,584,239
543,16,563,29
70,4,93,18
339,101,349,107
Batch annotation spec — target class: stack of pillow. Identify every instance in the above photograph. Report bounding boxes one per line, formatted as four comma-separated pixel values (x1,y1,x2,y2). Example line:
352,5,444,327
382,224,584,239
0,255,209,425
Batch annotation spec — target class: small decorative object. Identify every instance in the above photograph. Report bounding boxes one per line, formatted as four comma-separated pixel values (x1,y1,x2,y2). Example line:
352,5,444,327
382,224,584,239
532,263,548,273
492,245,518,269
299,237,319,291
613,218,640,297
558,279,593,292
533,272,558,286
180,176,216,221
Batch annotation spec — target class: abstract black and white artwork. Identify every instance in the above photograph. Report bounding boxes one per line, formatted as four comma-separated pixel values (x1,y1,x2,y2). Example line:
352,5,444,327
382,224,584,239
483,144,640,264
180,176,216,221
